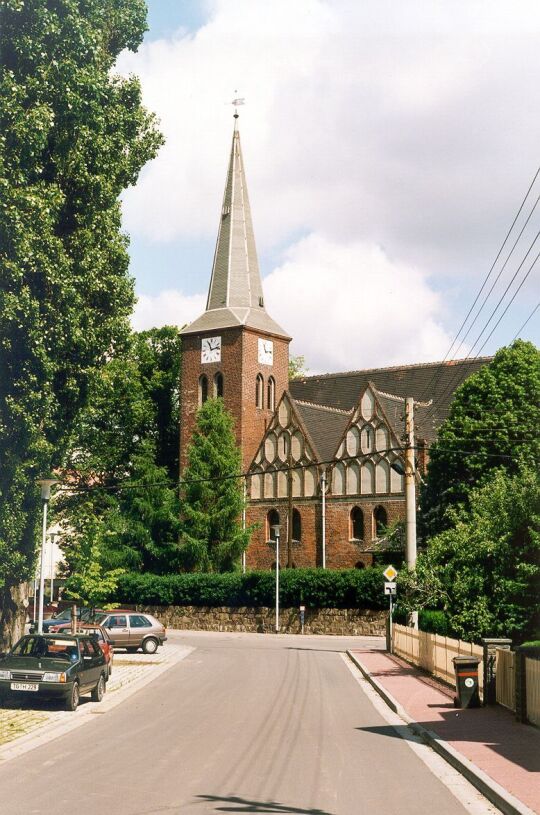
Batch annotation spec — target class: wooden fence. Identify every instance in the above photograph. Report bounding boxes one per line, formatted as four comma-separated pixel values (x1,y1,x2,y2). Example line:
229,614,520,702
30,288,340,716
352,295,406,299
495,648,515,710
392,624,484,695
525,656,540,727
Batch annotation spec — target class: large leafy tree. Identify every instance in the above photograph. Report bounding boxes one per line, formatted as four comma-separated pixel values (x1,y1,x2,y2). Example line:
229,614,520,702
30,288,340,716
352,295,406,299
420,341,540,537
0,0,162,646
58,328,182,576
401,467,540,643
180,399,250,572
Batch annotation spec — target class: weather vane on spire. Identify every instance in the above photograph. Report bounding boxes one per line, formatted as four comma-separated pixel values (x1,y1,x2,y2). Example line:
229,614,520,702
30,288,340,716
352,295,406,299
231,91,245,122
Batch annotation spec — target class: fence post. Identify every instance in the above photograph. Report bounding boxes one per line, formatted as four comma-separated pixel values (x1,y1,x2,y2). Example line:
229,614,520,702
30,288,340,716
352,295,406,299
515,647,527,723
481,638,512,706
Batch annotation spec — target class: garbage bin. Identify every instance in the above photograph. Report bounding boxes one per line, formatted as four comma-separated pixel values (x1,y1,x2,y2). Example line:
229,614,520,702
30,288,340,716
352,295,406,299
453,656,481,708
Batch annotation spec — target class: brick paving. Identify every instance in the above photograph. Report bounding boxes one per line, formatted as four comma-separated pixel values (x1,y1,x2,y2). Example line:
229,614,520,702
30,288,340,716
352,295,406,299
350,647,540,815
0,645,183,749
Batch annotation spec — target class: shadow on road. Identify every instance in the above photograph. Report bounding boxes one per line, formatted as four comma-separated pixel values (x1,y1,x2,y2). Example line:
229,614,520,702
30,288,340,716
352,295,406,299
196,794,335,814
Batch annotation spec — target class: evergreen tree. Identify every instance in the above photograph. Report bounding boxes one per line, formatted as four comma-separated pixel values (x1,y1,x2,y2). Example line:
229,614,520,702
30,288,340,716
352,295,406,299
420,340,540,537
180,399,249,572
0,0,162,646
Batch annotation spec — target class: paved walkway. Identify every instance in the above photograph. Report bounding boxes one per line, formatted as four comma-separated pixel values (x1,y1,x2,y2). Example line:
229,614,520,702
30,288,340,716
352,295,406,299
349,648,540,815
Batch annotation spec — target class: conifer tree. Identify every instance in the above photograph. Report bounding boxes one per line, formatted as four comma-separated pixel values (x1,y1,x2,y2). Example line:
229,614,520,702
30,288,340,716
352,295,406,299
179,400,249,572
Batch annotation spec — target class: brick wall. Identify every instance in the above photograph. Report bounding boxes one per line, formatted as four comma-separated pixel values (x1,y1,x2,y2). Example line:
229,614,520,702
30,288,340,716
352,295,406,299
179,327,290,474
246,495,406,569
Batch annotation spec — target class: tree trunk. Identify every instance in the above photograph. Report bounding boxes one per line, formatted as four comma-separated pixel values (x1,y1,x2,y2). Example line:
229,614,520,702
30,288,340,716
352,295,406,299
0,582,28,651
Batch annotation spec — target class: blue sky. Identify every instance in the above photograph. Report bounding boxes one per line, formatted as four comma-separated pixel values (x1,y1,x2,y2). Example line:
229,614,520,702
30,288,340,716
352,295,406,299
120,1,540,373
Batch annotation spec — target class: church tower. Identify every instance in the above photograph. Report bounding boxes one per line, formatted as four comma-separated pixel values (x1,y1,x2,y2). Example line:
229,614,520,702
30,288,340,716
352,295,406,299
179,121,291,473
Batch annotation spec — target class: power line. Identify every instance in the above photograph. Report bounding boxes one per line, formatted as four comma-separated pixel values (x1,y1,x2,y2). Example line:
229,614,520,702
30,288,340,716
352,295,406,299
512,300,540,341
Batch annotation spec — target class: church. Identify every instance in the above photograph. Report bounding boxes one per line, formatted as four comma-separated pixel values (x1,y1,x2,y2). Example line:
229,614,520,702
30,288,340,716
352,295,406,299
179,122,489,570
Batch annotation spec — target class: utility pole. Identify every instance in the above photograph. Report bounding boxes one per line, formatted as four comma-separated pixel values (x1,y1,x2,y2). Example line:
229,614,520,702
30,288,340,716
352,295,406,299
241,477,247,574
320,469,327,568
404,397,418,629
287,451,293,568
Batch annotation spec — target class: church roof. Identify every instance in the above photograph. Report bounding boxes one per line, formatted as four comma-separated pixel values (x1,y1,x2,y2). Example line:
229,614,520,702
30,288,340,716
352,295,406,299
292,400,352,464
289,357,492,443
181,126,289,339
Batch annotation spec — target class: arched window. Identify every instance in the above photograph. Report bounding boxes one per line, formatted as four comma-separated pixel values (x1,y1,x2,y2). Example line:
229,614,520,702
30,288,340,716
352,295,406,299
355,560,366,569
256,374,264,408
267,376,275,411
292,508,301,542
350,507,364,541
267,509,280,542
198,375,208,407
374,506,388,538
213,372,224,398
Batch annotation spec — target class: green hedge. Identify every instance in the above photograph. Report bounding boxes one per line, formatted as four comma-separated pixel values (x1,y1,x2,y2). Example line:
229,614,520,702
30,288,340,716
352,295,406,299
112,568,389,610
418,609,452,636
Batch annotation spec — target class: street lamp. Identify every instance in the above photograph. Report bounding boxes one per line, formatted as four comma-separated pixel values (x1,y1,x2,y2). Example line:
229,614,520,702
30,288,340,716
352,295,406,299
272,525,281,633
36,477,58,634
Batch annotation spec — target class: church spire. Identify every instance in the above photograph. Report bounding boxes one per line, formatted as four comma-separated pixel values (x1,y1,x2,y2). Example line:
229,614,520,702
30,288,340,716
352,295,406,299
181,124,289,339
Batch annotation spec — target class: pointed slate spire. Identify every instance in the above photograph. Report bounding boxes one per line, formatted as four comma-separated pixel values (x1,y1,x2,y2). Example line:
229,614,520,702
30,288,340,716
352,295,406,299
181,125,289,338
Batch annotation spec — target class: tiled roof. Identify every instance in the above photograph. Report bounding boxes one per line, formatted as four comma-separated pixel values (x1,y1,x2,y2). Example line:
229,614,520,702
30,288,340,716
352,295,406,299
292,399,352,463
290,357,492,442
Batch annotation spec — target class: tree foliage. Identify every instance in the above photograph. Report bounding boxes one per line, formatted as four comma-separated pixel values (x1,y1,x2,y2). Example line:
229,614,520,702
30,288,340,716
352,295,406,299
0,0,162,645
179,399,249,572
58,328,182,575
420,341,540,537
288,354,308,380
401,467,540,642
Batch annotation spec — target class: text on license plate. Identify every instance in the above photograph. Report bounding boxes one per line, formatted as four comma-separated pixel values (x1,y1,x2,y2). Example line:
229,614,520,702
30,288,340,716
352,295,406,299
10,682,39,692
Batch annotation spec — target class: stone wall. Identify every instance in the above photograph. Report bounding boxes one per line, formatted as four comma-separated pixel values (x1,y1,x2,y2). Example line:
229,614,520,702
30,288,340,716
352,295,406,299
137,605,387,636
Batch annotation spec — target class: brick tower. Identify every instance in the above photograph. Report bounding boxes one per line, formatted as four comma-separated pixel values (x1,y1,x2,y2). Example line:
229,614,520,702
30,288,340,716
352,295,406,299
179,121,291,474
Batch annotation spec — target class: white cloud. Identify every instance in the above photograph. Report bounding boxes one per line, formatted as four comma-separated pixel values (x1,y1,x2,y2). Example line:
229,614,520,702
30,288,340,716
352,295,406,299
118,0,540,285
132,289,206,332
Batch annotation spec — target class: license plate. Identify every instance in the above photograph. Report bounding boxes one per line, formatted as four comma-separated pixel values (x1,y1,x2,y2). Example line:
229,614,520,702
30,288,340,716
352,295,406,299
10,682,39,692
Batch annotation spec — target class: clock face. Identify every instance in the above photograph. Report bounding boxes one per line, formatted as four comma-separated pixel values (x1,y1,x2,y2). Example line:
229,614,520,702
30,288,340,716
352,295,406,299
258,338,273,366
201,336,221,363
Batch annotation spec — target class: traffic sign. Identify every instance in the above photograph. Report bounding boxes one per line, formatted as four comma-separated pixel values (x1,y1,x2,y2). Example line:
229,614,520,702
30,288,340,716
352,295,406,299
383,565,398,581
384,582,397,595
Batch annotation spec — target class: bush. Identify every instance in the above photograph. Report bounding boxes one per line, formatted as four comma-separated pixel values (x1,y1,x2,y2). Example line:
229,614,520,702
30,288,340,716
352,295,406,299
419,609,452,636
111,568,389,609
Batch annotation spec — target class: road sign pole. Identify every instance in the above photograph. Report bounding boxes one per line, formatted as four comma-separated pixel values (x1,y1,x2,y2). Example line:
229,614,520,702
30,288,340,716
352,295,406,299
389,593,393,654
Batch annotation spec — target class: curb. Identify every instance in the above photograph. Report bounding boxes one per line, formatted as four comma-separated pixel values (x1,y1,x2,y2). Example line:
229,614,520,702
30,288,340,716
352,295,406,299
347,650,537,815
0,645,193,765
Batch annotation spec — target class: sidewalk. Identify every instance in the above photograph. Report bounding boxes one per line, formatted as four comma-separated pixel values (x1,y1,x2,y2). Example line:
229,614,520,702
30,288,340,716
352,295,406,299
348,647,540,815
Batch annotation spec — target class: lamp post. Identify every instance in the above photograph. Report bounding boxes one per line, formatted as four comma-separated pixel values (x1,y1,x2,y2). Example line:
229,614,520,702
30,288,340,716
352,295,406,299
272,525,281,633
36,477,58,634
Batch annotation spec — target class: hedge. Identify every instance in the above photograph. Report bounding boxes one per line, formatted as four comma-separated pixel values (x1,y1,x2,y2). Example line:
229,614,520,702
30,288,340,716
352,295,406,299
111,568,389,610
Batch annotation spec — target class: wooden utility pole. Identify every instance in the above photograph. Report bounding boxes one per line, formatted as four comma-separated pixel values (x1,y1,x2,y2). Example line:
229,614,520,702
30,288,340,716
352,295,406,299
287,451,293,568
404,397,418,629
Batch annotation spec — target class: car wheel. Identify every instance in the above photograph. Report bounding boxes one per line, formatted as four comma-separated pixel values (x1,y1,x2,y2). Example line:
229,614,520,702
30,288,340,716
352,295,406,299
65,682,80,712
142,637,158,655
91,674,106,703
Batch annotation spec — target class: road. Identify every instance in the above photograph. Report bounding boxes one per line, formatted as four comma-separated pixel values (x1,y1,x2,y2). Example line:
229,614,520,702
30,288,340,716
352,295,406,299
0,631,490,815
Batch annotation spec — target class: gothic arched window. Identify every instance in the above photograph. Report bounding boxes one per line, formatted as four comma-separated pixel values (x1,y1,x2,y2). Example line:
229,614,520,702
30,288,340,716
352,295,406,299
350,507,364,541
267,376,276,411
214,372,224,398
256,374,264,408
198,375,208,407
267,509,280,542
292,508,302,542
374,505,388,538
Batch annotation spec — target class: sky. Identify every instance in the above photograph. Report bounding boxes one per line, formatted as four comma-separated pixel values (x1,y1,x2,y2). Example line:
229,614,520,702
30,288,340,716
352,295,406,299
118,0,540,374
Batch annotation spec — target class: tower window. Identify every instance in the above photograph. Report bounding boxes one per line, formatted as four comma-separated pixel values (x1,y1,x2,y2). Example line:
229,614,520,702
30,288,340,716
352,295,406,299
198,375,208,406
267,377,275,411
267,509,280,542
350,507,364,541
374,506,388,538
256,374,264,408
292,508,301,542
214,372,224,398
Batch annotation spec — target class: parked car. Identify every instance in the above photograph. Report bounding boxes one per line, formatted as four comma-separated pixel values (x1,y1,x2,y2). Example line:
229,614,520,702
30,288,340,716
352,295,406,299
46,622,114,678
0,633,107,711
30,607,104,634
94,611,167,654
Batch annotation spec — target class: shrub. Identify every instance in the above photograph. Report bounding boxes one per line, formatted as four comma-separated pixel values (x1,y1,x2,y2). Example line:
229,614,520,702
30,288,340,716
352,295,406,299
111,568,388,609
419,609,452,636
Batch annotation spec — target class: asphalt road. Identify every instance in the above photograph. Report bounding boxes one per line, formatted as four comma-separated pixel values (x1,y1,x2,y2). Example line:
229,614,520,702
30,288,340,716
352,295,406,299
0,631,479,815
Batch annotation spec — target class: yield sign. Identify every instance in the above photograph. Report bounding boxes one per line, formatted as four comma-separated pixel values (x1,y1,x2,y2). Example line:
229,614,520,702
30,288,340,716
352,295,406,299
383,565,398,581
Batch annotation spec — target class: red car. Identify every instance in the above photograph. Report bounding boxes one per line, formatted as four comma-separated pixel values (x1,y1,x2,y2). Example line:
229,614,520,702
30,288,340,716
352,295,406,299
47,622,114,678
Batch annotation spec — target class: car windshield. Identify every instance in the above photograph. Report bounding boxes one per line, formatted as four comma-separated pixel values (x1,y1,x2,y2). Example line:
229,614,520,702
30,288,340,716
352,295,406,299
11,636,78,661
94,613,107,624
51,608,72,620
